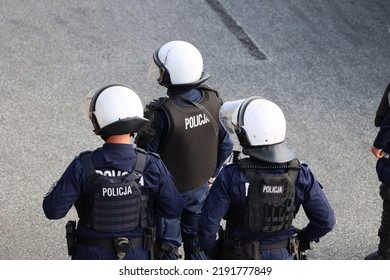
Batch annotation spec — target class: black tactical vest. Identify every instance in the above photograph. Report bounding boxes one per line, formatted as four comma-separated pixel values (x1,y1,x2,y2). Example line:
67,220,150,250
238,158,300,233
155,86,221,190
80,149,149,233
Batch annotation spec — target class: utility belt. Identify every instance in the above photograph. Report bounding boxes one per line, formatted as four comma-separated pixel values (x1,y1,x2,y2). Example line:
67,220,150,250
76,235,144,250
65,221,155,260
218,238,290,260
77,235,145,260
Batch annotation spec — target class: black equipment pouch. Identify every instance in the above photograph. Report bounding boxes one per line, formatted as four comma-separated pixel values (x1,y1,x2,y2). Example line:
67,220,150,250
220,238,260,260
241,240,260,260
65,220,76,256
143,225,156,251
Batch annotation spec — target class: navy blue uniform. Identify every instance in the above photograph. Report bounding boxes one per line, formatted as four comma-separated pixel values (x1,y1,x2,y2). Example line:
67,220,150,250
137,88,233,259
365,87,390,260
43,143,183,260
198,158,335,260
373,113,390,185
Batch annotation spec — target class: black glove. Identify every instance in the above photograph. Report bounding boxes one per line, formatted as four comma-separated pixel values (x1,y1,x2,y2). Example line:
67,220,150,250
297,230,313,252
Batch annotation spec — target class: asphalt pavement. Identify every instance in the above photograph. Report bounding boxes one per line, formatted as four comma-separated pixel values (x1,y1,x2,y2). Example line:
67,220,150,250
1,0,390,260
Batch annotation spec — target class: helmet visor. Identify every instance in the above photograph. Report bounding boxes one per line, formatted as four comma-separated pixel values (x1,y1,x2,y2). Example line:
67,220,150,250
219,99,246,134
147,59,162,82
148,49,167,83
83,90,95,120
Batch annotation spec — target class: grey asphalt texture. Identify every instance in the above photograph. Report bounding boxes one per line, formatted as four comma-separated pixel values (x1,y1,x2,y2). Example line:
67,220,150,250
1,0,390,260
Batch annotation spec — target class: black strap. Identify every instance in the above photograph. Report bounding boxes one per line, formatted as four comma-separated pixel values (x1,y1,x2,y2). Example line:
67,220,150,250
259,239,289,250
159,243,179,254
287,158,300,185
133,148,147,177
79,151,97,182
173,94,219,139
76,236,144,249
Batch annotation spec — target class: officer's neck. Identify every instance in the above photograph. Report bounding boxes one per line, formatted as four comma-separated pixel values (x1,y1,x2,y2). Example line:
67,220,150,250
105,134,131,144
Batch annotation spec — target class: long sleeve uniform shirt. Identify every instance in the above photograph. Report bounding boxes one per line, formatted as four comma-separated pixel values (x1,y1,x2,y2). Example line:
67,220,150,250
198,159,336,253
43,143,183,239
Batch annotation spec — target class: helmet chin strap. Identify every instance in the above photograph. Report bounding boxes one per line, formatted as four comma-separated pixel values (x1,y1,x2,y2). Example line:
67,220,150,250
236,128,251,147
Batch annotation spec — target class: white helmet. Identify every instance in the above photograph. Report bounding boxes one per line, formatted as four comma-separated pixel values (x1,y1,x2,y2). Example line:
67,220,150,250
148,40,210,88
83,84,149,137
219,96,294,163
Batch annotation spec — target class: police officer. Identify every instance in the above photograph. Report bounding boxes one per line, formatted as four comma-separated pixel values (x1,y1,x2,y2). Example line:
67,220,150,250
198,97,336,260
135,40,233,260
365,81,390,260
42,84,183,260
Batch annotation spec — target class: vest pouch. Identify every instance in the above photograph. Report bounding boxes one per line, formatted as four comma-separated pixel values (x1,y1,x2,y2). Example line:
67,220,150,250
241,240,260,260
